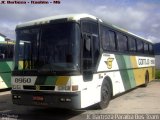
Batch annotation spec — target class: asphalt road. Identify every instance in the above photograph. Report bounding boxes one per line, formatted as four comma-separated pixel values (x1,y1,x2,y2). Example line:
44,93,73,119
0,80,160,120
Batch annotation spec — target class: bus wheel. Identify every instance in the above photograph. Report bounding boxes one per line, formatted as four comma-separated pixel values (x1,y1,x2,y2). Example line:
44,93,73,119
143,71,149,87
97,80,112,109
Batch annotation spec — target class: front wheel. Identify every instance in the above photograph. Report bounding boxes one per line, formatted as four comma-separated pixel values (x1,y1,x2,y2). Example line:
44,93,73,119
97,80,112,109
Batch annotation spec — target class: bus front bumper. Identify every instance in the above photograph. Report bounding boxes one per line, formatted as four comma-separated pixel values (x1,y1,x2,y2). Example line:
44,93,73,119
11,90,81,109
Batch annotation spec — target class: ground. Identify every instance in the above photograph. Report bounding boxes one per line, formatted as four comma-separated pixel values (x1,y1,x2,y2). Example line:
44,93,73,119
0,80,160,120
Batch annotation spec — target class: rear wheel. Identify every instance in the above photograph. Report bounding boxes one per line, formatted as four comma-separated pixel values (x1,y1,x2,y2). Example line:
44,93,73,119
143,71,149,87
97,80,112,109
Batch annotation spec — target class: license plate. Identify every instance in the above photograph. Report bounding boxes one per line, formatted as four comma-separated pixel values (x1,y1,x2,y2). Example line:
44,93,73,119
32,96,44,101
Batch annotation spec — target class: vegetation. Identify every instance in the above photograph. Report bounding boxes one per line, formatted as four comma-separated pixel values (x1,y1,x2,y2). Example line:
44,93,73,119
155,69,160,79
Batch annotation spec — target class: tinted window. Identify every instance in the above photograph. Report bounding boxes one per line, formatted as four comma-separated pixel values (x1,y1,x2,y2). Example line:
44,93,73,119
83,35,92,58
16,22,80,71
109,31,116,50
7,44,14,59
0,44,14,60
101,26,116,51
144,42,149,54
149,44,153,54
117,34,128,51
82,21,98,34
93,35,100,65
128,37,136,52
0,44,7,59
137,39,144,53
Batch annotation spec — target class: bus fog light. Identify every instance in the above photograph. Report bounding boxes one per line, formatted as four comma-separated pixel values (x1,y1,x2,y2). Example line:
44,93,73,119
13,95,17,99
17,85,21,89
18,96,21,99
60,98,65,102
12,85,17,89
66,98,71,102
13,95,21,99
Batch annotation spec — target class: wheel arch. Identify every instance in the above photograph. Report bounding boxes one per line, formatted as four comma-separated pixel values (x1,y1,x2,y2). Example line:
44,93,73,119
142,69,150,87
103,76,113,97
145,69,149,82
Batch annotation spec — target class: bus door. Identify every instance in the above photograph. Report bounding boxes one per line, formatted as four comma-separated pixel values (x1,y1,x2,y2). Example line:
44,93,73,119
82,34,99,81
81,20,100,81
81,33,101,107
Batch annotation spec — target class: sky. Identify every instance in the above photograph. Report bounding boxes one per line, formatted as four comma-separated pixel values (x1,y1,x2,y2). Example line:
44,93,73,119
0,0,160,43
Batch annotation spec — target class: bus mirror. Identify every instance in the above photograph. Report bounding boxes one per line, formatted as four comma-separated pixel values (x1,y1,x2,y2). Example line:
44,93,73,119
0,54,5,59
84,35,91,51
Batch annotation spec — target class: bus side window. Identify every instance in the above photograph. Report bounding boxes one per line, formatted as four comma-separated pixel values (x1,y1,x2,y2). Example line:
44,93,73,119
92,35,100,65
144,42,149,54
7,44,14,59
128,37,136,52
109,31,116,51
149,44,154,55
117,33,128,52
0,53,5,59
101,27,109,50
0,44,6,59
83,34,92,58
137,39,144,53
101,26,116,51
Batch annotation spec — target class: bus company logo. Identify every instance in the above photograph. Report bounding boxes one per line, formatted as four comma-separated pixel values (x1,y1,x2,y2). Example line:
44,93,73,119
36,85,40,91
105,58,114,69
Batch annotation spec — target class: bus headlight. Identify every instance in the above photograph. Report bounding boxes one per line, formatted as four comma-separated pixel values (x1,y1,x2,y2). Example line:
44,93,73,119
57,85,78,91
58,86,71,91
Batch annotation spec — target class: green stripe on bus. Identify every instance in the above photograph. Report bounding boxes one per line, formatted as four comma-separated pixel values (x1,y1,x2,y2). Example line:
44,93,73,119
35,76,58,85
45,76,57,85
124,56,136,88
35,76,48,85
6,61,13,70
0,61,12,87
115,55,132,90
1,73,11,87
0,62,12,72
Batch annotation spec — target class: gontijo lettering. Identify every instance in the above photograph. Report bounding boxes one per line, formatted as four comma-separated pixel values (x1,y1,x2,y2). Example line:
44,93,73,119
138,58,149,65
138,58,155,65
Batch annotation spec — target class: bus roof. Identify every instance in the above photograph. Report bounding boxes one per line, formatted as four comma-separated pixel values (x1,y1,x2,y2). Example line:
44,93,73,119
109,24,152,43
16,13,152,43
16,13,98,28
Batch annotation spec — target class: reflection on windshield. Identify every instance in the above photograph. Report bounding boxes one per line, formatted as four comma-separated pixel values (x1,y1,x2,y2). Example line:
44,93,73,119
15,22,80,72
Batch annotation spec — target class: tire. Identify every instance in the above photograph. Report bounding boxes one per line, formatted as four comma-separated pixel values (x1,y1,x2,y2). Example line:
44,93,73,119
143,72,149,87
97,80,112,109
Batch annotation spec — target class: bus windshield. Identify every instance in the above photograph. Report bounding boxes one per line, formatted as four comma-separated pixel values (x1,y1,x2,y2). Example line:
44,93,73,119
15,22,80,72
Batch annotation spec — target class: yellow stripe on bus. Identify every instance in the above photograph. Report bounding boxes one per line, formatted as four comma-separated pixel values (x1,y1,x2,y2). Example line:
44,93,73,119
130,56,137,68
130,56,144,86
56,76,70,86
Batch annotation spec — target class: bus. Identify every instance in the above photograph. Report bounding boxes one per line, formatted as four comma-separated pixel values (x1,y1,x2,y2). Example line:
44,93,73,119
0,41,14,89
11,14,155,109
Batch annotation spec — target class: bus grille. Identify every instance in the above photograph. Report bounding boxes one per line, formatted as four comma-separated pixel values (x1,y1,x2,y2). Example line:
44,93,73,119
23,85,55,90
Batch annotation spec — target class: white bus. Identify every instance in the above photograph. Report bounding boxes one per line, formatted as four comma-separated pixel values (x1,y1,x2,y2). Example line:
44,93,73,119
12,14,155,109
